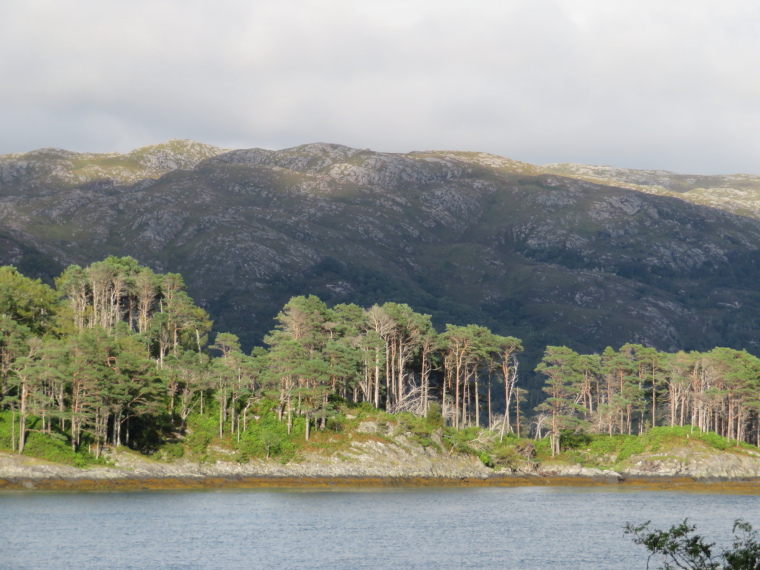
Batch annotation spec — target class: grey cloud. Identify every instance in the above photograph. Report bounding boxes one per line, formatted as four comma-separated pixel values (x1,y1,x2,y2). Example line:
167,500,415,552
1,0,759,174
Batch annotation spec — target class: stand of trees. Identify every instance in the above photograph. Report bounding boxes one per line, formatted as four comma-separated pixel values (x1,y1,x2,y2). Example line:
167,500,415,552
0,258,522,455
533,344,760,455
1,257,760,460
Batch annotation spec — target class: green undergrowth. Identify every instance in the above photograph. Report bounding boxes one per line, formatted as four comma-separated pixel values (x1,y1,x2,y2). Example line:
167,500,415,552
0,411,108,467
5,402,756,473
539,425,752,468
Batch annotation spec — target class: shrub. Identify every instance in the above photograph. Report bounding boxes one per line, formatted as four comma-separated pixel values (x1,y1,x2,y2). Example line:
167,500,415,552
184,431,212,456
161,443,185,460
532,437,551,458
615,437,646,462
626,519,760,569
426,402,444,428
490,443,521,469
21,431,102,466
559,430,592,450
442,426,481,455
588,435,629,456
238,414,297,461
478,451,494,468
0,411,13,450
698,431,731,451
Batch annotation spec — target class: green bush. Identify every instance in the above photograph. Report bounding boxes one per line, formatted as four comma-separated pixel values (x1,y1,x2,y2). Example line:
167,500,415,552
425,402,444,428
183,413,219,456
442,426,481,455
326,415,345,433
238,413,297,461
186,413,219,433
478,451,494,468
615,437,646,462
588,435,630,456
161,443,185,460
636,425,737,453
643,425,699,450
349,401,379,419
0,411,13,450
396,412,437,447
184,431,212,456
490,443,521,469
532,437,551,458
559,430,593,450
21,431,102,466
698,430,731,451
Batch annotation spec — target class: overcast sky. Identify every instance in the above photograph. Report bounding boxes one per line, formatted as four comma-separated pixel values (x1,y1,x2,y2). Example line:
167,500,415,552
1,0,758,174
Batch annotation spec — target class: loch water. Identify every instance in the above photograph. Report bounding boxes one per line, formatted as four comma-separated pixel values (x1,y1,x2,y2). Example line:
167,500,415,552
2,486,759,569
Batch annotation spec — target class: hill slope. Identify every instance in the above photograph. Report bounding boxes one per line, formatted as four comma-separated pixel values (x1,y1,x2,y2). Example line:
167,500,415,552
2,140,760,367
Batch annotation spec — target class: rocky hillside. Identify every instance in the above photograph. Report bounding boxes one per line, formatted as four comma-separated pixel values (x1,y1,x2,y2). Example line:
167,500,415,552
544,162,760,219
1,140,760,370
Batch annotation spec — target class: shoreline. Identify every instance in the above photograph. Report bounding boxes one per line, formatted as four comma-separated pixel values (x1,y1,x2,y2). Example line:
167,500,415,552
4,473,760,493
5,434,760,493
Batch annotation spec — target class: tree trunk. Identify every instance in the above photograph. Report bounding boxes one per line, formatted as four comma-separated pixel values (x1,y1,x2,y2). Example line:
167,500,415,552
515,391,521,437
487,379,492,431
374,349,380,409
18,382,28,454
11,408,16,453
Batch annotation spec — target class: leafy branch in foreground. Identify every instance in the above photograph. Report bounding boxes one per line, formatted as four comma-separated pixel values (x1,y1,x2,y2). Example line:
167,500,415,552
624,519,760,569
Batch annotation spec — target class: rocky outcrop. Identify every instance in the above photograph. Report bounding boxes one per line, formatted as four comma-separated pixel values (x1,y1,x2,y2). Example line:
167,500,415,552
6,441,760,491
0,434,492,490
619,447,760,480
535,463,622,483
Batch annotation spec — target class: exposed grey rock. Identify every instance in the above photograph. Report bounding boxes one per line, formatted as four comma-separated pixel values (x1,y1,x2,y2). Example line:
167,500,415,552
0,433,491,482
620,447,760,479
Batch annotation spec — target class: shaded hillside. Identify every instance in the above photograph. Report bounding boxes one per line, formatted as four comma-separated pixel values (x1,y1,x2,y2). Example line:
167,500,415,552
1,140,760,367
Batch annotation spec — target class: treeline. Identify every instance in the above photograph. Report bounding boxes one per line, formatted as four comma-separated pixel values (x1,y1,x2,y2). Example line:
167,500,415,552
535,344,760,455
0,258,210,456
0,257,524,455
0,257,759,460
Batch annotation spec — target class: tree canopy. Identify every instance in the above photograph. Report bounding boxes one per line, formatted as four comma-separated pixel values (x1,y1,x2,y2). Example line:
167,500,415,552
2,258,760,463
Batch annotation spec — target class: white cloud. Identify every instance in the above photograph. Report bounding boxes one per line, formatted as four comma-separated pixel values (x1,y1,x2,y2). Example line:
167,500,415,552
1,0,759,173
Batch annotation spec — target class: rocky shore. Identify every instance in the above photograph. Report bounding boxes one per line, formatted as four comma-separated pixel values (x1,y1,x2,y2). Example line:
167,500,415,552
4,435,760,492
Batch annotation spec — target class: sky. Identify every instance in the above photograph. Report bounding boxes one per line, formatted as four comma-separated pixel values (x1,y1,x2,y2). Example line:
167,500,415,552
1,0,759,174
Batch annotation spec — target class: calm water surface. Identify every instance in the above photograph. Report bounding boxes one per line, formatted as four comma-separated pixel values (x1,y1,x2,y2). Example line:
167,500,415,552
2,486,759,569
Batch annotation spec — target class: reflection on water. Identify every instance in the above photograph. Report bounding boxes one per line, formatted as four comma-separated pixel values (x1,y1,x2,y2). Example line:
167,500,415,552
2,487,758,569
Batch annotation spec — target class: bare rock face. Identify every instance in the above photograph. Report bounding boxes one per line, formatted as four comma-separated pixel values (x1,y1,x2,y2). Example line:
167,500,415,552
621,447,760,479
536,463,622,482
